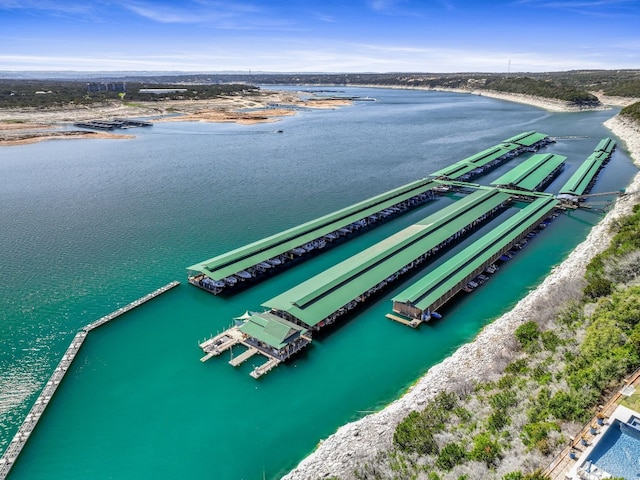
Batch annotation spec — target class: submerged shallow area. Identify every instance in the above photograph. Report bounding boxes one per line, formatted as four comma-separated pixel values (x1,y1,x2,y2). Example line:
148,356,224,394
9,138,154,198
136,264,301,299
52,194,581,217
0,87,637,479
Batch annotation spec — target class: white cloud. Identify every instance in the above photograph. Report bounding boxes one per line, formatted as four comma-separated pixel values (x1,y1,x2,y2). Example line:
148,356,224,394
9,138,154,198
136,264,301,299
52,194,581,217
2,39,636,73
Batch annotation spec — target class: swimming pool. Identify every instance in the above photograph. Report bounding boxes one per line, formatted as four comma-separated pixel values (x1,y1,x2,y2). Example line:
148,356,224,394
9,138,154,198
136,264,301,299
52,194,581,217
585,418,640,479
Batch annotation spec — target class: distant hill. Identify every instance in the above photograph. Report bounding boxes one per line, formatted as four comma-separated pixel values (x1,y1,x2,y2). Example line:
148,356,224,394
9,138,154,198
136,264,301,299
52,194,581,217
1,70,639,109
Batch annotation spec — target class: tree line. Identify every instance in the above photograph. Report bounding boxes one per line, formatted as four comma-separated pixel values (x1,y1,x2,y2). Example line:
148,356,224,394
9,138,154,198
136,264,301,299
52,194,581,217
0,80,256,108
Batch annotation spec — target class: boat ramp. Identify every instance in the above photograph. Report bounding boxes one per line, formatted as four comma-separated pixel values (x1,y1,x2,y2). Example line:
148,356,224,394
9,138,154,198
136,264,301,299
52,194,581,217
192,132,621,378
0,281,179,480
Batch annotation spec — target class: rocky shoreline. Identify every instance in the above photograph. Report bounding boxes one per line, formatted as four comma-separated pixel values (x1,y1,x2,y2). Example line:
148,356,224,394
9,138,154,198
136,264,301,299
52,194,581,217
0,91,352,146
282,110,640,480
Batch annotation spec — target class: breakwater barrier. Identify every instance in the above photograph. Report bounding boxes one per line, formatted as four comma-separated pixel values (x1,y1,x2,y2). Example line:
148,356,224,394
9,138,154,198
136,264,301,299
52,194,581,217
0,280,180,480
83,281,180,332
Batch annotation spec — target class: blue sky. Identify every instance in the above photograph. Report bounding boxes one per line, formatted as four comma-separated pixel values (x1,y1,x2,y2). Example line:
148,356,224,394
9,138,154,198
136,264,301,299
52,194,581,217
1,0,638,72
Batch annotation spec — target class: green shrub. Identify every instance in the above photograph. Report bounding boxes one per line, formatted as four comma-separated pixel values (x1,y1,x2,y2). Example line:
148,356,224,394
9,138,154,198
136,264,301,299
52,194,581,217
393,411,438,455
521,421,560,450
503,473,524,480
468,433,502,467
505,359,528,374
435,442,467,470
515,321,541,351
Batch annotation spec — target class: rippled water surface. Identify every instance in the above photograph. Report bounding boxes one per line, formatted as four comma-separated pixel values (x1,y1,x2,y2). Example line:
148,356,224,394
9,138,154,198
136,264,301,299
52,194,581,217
0,87,637,479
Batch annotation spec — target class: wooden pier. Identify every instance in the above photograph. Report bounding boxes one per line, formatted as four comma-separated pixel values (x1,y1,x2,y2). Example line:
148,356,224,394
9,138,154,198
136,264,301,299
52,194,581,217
199,327,244,360
199,326,286,379
250,358,281,379
385,313,422,328
229,347,259,366
0,281,180,480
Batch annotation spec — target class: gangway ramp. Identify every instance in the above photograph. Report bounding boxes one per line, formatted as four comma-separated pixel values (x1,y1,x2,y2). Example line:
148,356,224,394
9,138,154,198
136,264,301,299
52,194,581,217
392,196,559,321
263,188,512,329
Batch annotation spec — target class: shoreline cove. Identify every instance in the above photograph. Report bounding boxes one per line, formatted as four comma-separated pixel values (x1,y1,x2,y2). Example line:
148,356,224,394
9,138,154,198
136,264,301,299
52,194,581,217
1,86,638,479
0,91,352,146
281,112,640,478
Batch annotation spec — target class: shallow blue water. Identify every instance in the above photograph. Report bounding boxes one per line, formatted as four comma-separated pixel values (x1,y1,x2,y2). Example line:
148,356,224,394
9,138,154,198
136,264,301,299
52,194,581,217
0,87,637,479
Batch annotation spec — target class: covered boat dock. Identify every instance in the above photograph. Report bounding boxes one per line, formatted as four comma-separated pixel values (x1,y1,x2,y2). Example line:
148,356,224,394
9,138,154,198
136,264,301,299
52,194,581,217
429,131,553,182
595,137,616,155
199,311,311,378
259,188,512,332
187,177,438,294
491,153,566,192
558,137,617,200
390,195,560,324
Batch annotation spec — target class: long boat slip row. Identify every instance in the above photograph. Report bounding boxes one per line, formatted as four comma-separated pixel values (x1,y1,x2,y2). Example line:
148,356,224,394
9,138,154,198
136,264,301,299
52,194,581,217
0,281,180,480
200,188,524,377
558,137,617,199
491,153,566,192
428,131,554,181
187,178,438,295
194,129,623,379
390,196,559,324
186,131,554,296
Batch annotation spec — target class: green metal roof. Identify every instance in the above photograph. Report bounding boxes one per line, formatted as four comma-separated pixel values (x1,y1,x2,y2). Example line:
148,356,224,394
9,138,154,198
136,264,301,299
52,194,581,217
430,143,521,180
392,196,559,311
490,153,566,191
595,137,616,154
462,144,520,166
238,312,308,349
429,132,550,181
187,177,437,280
558,152,606,196
263,188,512,327
502,131,549,147
430,161,477,179
502,131,535,144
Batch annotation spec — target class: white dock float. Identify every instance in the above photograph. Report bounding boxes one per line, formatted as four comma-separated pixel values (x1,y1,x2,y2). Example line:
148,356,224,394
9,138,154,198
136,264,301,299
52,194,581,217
229,347,259,367
250,358,281,379
199,327,244,359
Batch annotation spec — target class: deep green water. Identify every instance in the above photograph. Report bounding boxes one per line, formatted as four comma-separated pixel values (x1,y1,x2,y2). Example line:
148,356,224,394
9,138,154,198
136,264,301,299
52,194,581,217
0,87,636,479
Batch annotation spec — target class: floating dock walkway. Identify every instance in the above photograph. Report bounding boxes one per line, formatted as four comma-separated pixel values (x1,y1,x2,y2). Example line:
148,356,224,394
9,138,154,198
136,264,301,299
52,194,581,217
390,196,559,325
0,281,179,480
84,281,180,332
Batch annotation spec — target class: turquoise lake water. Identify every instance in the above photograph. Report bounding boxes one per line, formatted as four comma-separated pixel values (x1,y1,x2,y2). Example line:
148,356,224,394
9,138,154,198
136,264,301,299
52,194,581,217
0,87,637,479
